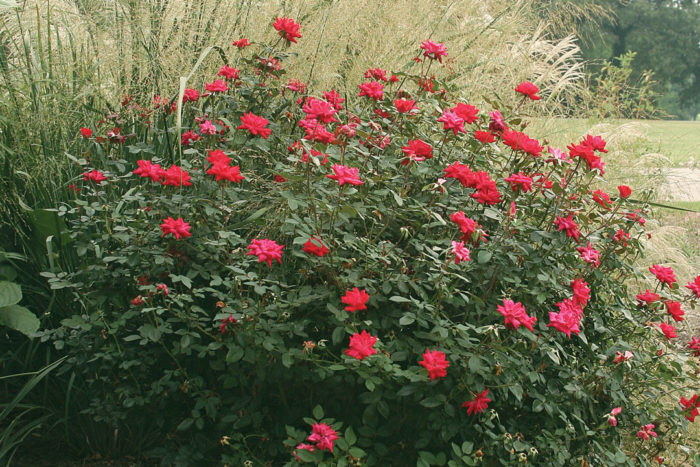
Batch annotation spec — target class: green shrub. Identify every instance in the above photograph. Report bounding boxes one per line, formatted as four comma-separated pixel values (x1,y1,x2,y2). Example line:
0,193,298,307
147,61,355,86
38,20,699,466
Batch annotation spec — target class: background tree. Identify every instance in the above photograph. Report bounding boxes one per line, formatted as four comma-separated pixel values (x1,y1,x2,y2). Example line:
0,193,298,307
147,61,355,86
577,0,700,119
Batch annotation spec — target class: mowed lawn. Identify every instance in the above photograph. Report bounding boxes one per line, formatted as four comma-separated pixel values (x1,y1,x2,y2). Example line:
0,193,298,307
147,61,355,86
529,118,700,166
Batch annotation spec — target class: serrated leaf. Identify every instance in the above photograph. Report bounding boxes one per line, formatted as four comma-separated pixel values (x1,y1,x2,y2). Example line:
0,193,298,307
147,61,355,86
312,404,324,420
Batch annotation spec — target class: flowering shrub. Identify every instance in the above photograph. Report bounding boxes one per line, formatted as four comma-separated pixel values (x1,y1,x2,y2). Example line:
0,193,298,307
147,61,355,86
40,20,699,466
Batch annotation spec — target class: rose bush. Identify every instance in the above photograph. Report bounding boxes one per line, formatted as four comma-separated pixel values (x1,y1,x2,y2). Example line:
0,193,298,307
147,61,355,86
39,20,699,466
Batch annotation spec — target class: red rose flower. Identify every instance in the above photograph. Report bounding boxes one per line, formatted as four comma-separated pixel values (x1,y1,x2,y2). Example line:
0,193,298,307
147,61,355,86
207,149,230,166
687,275,700,297
133,160,165,183
394,98,417,113
160,217,191,240
451,102,479,124
665,301,685,322
636,424,657,440
326,164,363,186
205,79,228,93
655,322,677,339
358,81,384,100
504,172,533,193
452,241,471,264
307,422,339,453
182,88,199,102
689,336,700,356
618,185,632,199
341,287,369,312
83,169,107,184
344,330,378,360
497,298,537,332
437,109,465,136
180,130,200,147
649,264,676,286
576,243,600,268
636,289,660,305
322,89,345,110
161,164,192,187
570,278,590,307
515,81,541,100
273,17,302,43
419,349,450,381
461,389,492,415
237,112,271,139
302,97,337,123
246,238,284,267
679,395,700,422
474,130,496,143
553,214,581,242
207,164,244,183
420,39,447,62
130,295,144,306
80,127,93,138
364,67,388,82
489,110,506,133
302,237,329,257
401,139,433,165
502,128,543,157
218,65,240,80
592,189,612,209
547,298,582,338
232,38,251,48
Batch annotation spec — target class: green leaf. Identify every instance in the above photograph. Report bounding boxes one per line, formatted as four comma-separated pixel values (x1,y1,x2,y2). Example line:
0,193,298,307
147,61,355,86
295,449,316,462
461,441,474,455
345,426,357,446
468,356,484,373
389,295,410,303
138,324,161,342
399,313,415,326
477,250,492,264
312,404,324,420
420,396,443,408
0,305,39,336
348,446,366,458
226,345,244,363
170,274,192,289
0,281,22,307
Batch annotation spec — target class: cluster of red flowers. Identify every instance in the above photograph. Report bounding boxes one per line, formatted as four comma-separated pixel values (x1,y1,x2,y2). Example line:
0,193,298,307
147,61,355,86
679,394,700,422
133,160,193,187
501,128,543,157
206,149,245,183
567,134,607,174
443,162,502,205
76,26,700,459
547,279,590,338
497,298,537,332
450,211,488,245
295,422,338,458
